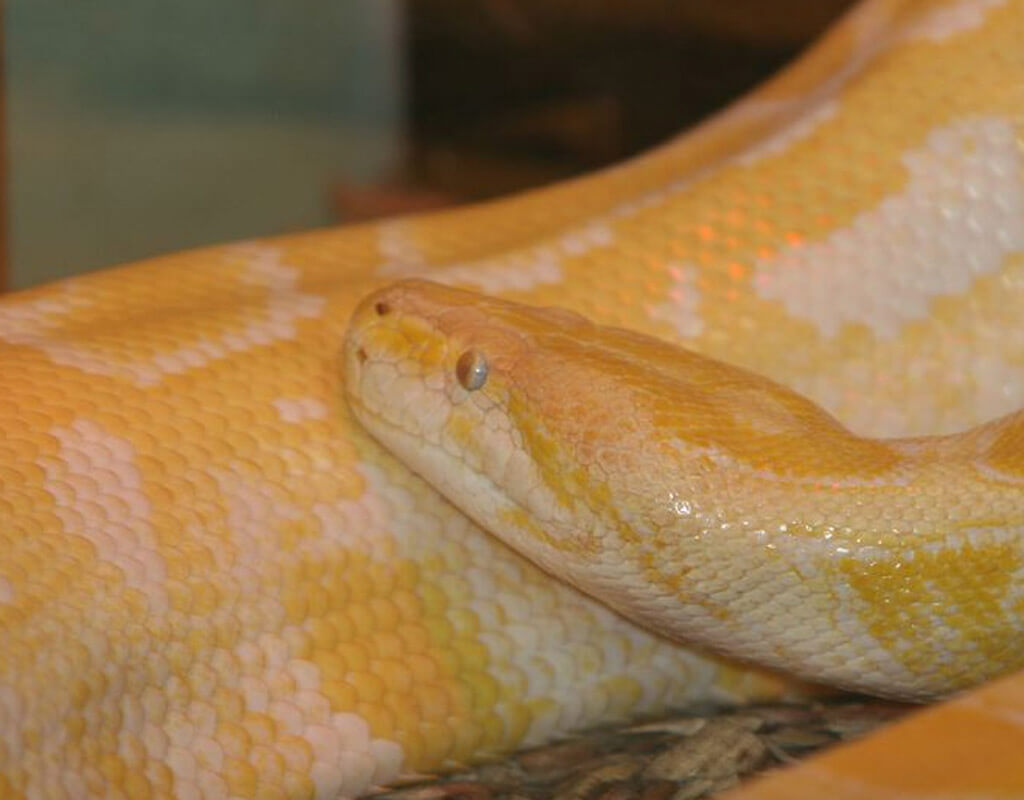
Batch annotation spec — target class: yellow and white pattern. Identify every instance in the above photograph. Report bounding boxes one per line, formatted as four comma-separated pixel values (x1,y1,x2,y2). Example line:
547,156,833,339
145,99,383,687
3,0,1024,797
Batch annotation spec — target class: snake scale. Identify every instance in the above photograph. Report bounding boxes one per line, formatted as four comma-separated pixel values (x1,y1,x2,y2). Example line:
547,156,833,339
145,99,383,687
3,0,1024,796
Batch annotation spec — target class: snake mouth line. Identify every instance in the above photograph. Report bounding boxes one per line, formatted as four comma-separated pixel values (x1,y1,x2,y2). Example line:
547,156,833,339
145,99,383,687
346,393,529,521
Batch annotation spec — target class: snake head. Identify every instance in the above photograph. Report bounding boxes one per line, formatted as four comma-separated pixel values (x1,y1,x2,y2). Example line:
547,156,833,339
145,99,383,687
343,279,683,584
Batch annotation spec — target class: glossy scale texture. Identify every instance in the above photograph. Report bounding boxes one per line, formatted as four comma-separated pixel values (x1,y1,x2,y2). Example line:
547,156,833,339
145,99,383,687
3,0,1024,797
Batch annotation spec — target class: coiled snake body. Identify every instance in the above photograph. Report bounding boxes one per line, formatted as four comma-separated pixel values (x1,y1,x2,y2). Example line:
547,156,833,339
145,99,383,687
3,0,1024,797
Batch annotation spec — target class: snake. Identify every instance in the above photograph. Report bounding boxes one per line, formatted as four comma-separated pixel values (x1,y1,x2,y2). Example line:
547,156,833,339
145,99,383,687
344,276,1024,703
2,0,1024,796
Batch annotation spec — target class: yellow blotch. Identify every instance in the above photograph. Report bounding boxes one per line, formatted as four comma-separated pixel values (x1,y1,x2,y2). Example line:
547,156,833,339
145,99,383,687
601,675,644,716
98,753,126,787
347,670,386,703
278,519,320,550
336,642,371,673
418,722,456,768
145,759,174,795
355,701,396,740
465,671,500,711
419,590,451,628
369,631,406,660
980,413,1024,479
224,757,259,797
286,546,537,774
281,771,315,799
121,770,152,800
446,413,478,456
255,787,288,800
251,744,287,785
839,538,1022,684
480,712,507,752
321,680,358,710
500,702,532,746
362,313,447,369
189,583,220,616
405,653,441,683
65,713,87,741
323,611,356,644
305,618,338,651
374,659,414,695
276,735,314,774
507,393,580,513
281,586,310,624
400,731,426,773
452,639,489,673
215,722,251,759
498,507,581,556
507,385,645,552
242,713,277,746
450,719,485,760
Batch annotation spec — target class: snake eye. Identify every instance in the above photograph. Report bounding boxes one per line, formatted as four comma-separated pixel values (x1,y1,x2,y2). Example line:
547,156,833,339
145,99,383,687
455,349,489,391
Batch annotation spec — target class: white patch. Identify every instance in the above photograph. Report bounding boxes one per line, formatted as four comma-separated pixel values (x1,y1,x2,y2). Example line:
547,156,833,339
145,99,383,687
0,283,93,344
736,101,839,166
969,352,1024,419
377,216,619,295
123,246,326,385
0,576,12,604
206,464,408,796
44,419,169,614
787,335,1024,439
1,246,325,387
372,176,701,298
165,747,200,800
212,464,389,569
604,182,692,221
273,397,329,423
901,0,1006,41
295,712,405,798
428,246,564,294
377,225,610,295
377,221,427,274
754,117,1024,338
304,713,397,799
647,262,704,339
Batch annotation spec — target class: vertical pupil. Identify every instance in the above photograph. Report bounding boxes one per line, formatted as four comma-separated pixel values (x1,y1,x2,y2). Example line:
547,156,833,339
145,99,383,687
456,350,489,391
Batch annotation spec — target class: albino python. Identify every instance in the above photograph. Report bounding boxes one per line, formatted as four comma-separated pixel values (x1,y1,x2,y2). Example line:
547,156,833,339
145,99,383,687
3,0,1024,796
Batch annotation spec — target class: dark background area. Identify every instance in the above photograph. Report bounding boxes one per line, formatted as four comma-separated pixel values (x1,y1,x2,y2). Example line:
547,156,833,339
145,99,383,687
5,0,855,287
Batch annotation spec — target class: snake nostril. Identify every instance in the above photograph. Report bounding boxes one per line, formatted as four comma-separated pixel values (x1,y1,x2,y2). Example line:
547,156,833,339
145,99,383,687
374,301,391,316
356,347,368,363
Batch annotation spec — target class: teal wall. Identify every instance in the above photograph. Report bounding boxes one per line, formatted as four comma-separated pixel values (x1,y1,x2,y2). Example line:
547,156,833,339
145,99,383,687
7,1,405,287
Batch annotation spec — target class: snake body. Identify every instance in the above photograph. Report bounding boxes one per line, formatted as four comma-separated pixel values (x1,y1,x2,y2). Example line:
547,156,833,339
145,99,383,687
3,0,1024,797
344,278,1024,702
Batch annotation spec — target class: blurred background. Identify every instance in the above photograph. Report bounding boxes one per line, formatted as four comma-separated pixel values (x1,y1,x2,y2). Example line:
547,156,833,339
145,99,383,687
3,0,854,289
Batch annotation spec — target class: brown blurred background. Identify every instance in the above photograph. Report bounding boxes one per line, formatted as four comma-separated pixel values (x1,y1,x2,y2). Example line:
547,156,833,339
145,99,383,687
3,0,855,289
